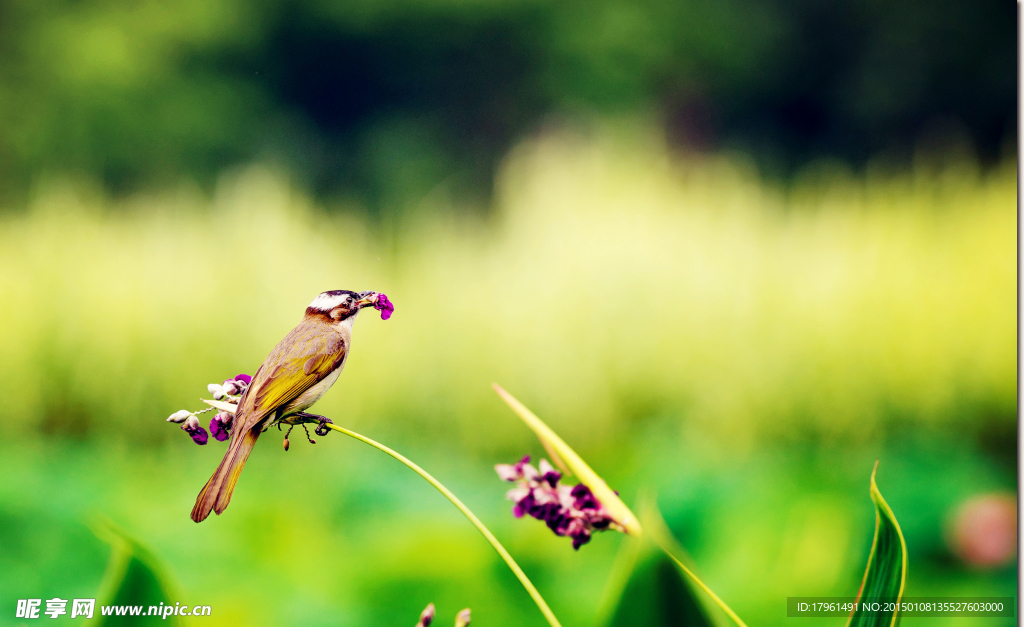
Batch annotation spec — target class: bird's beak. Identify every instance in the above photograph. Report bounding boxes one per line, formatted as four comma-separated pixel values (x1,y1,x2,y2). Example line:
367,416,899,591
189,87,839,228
354,292,378,309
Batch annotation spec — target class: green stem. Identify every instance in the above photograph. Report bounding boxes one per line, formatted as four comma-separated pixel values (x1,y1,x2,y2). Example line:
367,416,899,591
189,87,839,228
322,423,563,627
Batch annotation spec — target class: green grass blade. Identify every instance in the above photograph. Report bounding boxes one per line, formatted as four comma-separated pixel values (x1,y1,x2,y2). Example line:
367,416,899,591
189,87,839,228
847,461,908,627
91,518,181,626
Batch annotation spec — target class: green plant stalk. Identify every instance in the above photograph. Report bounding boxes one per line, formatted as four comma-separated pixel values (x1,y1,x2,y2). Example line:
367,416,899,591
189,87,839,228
321,422,563,627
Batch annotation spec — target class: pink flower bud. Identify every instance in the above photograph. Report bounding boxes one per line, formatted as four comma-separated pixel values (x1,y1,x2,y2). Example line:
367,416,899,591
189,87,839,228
415,603,435,627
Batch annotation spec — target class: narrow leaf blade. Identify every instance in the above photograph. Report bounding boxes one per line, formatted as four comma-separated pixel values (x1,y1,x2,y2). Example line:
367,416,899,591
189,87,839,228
201,399,236,413
92,519,181,626
848,461,908,627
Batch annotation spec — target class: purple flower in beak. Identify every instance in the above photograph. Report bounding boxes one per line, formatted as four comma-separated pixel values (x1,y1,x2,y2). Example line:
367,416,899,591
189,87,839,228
494,456,619,550
182,415,209,445
374,293,395,320
210,411,233,442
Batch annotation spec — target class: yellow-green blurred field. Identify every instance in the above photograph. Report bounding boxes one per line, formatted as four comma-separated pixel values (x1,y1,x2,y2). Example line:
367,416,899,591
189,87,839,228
0,128,1016,626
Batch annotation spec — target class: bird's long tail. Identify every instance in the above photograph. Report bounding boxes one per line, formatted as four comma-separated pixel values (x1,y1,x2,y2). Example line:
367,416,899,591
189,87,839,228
191,425,261,523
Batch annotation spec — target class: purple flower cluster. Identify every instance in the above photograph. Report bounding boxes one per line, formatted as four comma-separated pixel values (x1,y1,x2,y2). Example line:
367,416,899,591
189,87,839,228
495,456,616,550
209,411,233,442
373,293,395,320
207,373,252,400
181,414,209,445
166,373,251,445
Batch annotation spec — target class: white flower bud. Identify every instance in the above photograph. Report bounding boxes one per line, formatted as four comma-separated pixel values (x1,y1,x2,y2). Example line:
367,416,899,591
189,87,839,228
183,415,201,431
167,410,191,423
222,381,239,396
207,383,225,400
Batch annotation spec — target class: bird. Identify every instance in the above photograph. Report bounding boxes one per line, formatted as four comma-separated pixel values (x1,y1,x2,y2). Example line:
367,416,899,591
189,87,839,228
192,289,385,523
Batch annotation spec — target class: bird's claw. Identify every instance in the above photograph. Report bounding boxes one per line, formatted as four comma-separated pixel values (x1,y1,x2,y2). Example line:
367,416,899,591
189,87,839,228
295,412,333,437
314,416,333,437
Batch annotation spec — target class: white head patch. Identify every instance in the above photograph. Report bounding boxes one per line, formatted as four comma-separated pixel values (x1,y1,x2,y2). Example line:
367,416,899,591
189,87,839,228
308,292,348,312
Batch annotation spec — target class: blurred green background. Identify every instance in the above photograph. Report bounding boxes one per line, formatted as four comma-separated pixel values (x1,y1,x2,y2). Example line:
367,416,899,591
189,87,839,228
0,0,1016,625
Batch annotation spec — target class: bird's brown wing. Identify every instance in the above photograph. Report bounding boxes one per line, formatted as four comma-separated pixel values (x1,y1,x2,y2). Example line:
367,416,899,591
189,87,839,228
191,320,346,522
234,320,348,433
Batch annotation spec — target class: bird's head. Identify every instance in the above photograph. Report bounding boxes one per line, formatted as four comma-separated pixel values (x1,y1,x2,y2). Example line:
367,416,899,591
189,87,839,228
305,290,379,324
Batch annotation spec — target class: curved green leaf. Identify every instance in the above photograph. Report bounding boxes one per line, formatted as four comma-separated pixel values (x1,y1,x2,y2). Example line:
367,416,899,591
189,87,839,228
848,461,907,627
91,518,181,626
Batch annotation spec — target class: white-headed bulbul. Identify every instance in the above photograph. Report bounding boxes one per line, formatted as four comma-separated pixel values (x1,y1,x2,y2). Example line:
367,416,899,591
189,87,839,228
192,289,382,523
